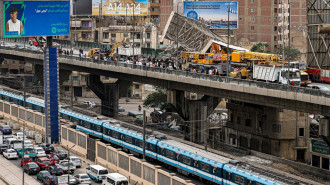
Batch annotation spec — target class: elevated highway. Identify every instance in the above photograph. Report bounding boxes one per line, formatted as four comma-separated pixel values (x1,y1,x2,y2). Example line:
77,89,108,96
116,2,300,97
0,46,329,117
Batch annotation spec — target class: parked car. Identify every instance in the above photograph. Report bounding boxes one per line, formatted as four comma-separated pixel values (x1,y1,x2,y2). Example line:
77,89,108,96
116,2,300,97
18,148,36,158
54,150,67,160
46,164,64,176
23,162,40,175
47,154,60,165
13,132,27,141
14,44,25,49
43,175,58,185
21,155,33,167
37,170,51,182
74,174,92,185
34,147,47,157
0,144,8,154
35,157,52,169
68,156,81,168
118,106,125,112
60,174,78,185
0,42,11,47
3,148,18,159
0,125,12,134
39,143,54,154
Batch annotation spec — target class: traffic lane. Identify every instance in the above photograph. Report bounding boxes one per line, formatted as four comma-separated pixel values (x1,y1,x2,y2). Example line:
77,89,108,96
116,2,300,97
3,153,98,185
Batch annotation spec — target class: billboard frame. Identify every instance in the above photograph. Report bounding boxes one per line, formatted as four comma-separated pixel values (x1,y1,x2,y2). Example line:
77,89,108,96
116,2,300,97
92,0,149,16
0,0,70,38
183,1,239,30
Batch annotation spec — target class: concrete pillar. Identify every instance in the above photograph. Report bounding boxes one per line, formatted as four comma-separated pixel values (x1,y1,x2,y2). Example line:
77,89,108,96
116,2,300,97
88,74,131,118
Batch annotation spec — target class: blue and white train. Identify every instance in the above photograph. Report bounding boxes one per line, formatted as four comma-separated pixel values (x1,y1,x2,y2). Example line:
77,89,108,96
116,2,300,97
0,88,290,185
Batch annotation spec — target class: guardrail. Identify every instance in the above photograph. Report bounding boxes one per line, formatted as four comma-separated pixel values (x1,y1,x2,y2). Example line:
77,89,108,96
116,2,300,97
1,46,330,98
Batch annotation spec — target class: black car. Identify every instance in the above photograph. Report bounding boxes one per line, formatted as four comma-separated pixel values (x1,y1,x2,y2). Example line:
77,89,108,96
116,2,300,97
46,164,63,176
23,162,40,175
54,150,67,160
37,170,51,182
0,125,12,134
0,144,8,154
39,144,54,154
43,175,58,185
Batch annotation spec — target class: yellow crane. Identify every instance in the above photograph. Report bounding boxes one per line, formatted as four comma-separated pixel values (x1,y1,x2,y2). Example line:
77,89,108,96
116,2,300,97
88,37,130,60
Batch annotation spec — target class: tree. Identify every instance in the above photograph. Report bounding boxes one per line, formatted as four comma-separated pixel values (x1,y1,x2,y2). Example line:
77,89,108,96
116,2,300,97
276,46,301,61
251,42,269,53
143,87,167,109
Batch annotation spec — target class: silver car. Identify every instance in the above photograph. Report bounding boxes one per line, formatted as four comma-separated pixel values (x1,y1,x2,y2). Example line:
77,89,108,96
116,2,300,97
69,156,81,168
74,174,92,185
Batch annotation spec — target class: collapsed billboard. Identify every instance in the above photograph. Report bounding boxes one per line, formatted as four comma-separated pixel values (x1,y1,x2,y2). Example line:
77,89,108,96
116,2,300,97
92,0,148,16
2,0,70,37
183,1,238,29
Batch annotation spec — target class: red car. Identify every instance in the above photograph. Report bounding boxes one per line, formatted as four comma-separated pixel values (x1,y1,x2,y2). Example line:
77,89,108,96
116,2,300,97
47,154,60,165
34,157,52,169
20,155,33,167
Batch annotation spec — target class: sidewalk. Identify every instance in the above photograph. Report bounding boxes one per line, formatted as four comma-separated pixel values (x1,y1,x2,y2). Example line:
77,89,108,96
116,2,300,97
0,157,40,185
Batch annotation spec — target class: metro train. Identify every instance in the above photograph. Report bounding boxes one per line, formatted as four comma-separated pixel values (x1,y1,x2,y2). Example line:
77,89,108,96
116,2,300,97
0,88,289,185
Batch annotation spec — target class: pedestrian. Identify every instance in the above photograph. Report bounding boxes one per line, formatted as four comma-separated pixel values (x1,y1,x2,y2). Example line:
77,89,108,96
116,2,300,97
138,105,141,112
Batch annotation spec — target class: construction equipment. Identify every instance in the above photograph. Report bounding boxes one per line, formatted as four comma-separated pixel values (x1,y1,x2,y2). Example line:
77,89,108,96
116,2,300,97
88,37,130,60
287,61,311,87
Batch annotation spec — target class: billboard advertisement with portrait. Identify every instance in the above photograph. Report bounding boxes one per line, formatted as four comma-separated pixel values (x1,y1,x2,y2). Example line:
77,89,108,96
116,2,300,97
2,1,70,37
183,1,238,29
92,0,148,16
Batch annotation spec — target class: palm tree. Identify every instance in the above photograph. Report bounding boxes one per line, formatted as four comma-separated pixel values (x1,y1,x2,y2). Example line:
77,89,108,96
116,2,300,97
251,42,269,53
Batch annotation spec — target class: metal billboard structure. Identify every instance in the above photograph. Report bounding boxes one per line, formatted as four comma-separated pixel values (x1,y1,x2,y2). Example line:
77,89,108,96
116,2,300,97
307,0,330,69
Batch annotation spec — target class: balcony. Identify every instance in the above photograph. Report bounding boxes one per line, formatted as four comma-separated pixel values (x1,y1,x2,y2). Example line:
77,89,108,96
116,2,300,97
150,3,160,7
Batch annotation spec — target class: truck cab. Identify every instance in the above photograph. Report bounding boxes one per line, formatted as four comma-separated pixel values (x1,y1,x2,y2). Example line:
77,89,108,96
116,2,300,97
279,68,301,86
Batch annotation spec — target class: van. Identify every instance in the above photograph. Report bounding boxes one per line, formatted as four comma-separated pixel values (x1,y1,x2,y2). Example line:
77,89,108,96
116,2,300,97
6,138,18,148
102,173,128,185
86,165,109,182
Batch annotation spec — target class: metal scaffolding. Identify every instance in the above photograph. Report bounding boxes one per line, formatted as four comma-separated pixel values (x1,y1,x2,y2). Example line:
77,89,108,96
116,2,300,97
307,0,330,69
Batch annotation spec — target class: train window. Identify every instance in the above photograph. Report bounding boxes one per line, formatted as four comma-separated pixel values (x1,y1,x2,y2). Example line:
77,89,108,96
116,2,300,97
256,183,263,185
182,155,191,165
103,128,107,134
213,167,218,175
226,172,233,181
112,131,118,138
247,179,253,185
234,175,244,185
193,160,198,167
126,136,133,144
147,143,154,151
84,122,89,128
159,148,165,155
96,125,101,132
200,162,210,172
166,150,175,159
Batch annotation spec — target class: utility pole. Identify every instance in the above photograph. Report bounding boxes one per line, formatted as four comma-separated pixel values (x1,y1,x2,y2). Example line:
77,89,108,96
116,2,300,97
226,2,230,78
143,110,146,160
70,74,73,107
176,3,179,67
133,5,135,58
22,77,26,185
203,106,208,151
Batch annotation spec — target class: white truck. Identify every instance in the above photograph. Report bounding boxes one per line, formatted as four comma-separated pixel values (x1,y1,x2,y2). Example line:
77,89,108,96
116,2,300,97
253,64,301,86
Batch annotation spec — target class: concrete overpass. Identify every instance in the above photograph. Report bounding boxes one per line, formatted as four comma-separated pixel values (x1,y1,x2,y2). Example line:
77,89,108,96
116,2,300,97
0,46,329,117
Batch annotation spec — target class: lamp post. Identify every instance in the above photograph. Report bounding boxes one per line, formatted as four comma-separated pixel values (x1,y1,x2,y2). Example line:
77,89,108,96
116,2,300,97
176,1,182,67
67,145,76,183
226,1,232,78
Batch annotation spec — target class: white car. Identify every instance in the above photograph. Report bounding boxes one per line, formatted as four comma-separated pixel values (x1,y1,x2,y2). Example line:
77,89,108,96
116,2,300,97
69,156,81,168
74,174,92,185
34,147,46,157
13,132,27,141
2,149,18,159
24,140,33,148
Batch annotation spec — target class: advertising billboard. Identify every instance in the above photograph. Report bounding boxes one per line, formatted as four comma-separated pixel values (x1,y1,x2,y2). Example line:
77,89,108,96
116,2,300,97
92,0,148,16
183,1,238,29
2,1,70,37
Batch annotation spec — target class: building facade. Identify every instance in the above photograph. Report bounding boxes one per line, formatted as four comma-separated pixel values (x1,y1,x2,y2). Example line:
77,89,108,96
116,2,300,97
222,101,310,162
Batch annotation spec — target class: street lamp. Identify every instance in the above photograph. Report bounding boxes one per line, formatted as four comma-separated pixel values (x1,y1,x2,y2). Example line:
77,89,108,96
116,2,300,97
176,1,183,67
67,144,76,183
226,1,233,78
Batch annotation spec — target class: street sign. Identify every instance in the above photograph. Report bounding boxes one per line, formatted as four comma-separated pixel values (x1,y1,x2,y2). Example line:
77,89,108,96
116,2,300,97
2,0,70,37
311,139,330,155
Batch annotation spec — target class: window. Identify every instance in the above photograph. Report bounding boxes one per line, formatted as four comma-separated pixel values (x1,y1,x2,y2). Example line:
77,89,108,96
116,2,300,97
72,76,78,81
193,160,198,167
237,116,241,125
200,162,210,172
274,0,277,4
299,128,304,136
65,87,69,91
272,124,281,133
136,33,141,39
182,155,191,165
274,26,277,31
81,76,86,82
251,8,255,13
166,150,175,159
235,175,245,185
226,172,233,180
96,125,101,132
245,119,252,127
274,8,277,13
250,18,255,22
147,33,150,39
250,36,255,39
111,34,116,38
81,33,91,40
135,84,140,89
274,36,277,41
12,61,15,64
126,136,133,144
147,43,151,48
251,26,254,30
251,0,255,3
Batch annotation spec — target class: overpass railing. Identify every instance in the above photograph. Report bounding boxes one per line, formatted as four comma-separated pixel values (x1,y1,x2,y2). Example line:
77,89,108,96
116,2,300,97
1,46,330,99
